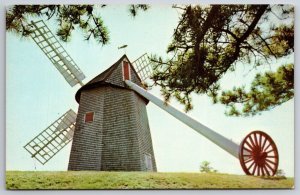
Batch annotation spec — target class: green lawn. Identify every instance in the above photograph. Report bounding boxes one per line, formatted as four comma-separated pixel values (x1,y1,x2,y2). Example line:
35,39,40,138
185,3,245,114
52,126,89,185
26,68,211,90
6,171,294,190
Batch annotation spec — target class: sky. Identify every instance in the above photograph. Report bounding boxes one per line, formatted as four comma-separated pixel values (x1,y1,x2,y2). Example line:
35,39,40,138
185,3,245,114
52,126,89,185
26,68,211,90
6,5,294,176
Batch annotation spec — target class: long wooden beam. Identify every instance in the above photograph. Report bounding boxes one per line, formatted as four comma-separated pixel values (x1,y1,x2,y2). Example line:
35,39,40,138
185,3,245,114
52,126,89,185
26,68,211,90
125,80,241,158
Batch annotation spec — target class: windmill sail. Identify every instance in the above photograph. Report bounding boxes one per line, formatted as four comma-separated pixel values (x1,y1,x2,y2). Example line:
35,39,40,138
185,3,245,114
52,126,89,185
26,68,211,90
24,109,77,165
132,53,153,82
30,20,85,87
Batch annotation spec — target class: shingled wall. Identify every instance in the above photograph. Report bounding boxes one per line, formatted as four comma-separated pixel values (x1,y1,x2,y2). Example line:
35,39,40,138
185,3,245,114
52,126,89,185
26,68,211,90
68,87,104,170
68,57,156,171
105,60,142,88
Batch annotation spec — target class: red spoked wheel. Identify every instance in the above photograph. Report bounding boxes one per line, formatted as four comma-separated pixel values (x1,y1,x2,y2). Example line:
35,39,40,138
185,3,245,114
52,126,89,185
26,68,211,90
239,131,279,176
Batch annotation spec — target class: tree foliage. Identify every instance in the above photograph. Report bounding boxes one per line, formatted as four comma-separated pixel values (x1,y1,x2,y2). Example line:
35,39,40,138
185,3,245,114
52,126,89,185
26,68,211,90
151,5,294,116
6,5,294,116
219,63,293,116
199,161,218,173
6,5,149,44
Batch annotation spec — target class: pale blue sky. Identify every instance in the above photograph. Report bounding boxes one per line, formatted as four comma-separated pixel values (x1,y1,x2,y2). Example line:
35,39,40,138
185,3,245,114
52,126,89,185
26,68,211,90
6,5,294,176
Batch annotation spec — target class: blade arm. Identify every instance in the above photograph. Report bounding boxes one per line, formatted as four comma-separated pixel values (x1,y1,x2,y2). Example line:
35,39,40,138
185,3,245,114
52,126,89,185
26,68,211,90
125,80,240,158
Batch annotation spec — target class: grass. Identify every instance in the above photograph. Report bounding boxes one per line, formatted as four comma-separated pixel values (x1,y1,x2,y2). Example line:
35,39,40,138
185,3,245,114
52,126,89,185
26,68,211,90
6,171,294,190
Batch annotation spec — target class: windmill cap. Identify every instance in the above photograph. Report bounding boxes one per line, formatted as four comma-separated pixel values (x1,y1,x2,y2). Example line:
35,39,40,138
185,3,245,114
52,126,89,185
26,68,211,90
75,54,143,103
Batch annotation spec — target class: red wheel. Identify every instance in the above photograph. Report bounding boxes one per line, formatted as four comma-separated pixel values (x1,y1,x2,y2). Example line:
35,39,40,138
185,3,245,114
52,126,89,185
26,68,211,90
239,131,279,176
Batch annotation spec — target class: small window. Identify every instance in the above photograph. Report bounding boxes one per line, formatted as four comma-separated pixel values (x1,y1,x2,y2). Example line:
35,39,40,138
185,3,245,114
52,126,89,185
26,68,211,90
84,112,94,123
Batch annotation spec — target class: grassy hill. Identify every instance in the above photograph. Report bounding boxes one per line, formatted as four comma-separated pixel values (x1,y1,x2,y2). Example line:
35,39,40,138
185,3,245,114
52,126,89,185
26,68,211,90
6,171,294,190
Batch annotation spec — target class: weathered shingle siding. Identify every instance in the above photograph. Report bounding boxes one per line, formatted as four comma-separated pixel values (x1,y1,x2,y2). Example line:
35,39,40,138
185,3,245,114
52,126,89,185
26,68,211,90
101,87,142,171
68,88,104,170
105,63,124,87
134,94,157,171
106,61,142,88
68,87,156,171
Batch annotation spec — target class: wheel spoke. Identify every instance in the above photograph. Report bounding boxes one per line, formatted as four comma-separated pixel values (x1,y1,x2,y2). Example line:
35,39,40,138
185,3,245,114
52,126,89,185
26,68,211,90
252,164,258,175
263,143,271,152
265,159,276,165
254,133,259,149
248,135,256,148
265,162,275,174
244,157,254,164
259,133,262,147
257,165,261,176
261,166,265,176
247,161,255,170
245,141,254,150
265,148,274,153
261,137,268,151
263,165,270,176
266,156,276,158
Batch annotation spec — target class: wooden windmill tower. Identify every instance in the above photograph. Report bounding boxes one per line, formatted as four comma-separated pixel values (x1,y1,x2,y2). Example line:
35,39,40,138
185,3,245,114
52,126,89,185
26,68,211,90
24,20,280,176
68,55,156,171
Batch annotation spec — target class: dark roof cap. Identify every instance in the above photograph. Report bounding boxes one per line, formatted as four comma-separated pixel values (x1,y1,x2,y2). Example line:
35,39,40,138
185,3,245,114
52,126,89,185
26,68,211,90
75,55,141,103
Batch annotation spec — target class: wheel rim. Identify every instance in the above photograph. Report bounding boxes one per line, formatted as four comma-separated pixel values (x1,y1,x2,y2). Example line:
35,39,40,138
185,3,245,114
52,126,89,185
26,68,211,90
239,131,279,176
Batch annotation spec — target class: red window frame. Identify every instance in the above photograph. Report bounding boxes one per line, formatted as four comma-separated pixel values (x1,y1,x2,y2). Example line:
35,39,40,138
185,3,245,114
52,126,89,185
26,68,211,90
84,112,94,123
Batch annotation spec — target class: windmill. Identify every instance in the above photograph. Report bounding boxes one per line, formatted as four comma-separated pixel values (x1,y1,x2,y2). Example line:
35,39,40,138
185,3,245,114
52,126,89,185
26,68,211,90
23,20,279,176
24,20,156,171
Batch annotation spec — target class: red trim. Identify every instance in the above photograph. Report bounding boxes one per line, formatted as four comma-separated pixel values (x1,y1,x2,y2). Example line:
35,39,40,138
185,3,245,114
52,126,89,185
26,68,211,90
123,61,130,80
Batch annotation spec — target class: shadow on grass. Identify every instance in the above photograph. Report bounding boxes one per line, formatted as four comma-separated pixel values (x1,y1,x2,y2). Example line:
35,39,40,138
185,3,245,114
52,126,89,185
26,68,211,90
259,176,287,180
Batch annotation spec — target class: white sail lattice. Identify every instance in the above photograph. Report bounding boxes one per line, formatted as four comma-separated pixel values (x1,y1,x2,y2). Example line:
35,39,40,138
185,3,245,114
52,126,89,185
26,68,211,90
24,109,77,165
30,20,85,87
132,53,153,82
